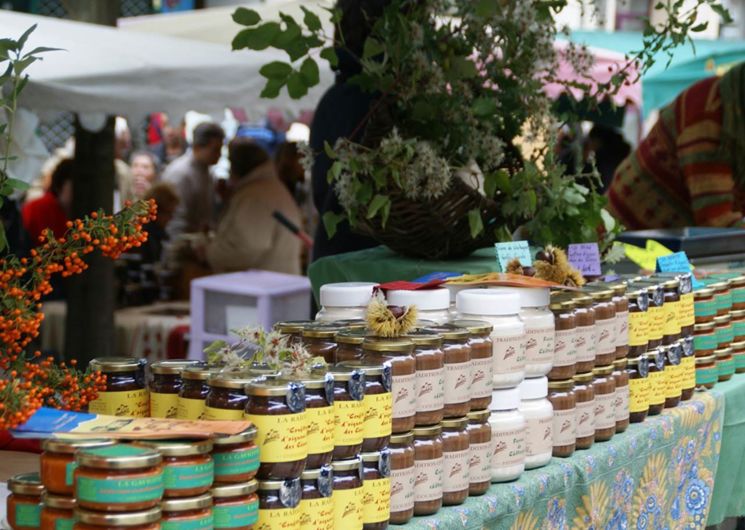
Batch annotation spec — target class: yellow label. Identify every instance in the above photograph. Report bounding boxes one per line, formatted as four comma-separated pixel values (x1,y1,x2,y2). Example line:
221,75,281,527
150,392,179,419
648,370,665,405
682,355,696,389
362,478,390,524
663,300,681,336
245,411,307,463
362,393,392,440
332,487,363,530
664,364,681,399
306,405,334,455
177,397,206,420
629,377,649,413
647,306,664,340
628,312,649,346
334,400,364,447
681,293,695,327
299,497,333,530
204,406,244,421
257,506,300,530
89,389,149,417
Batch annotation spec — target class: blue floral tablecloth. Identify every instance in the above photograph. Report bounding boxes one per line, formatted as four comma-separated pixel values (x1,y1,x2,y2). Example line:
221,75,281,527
401,390,723,530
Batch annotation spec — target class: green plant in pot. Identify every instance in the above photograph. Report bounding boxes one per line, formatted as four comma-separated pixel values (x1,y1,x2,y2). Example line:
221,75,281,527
232,0,729,260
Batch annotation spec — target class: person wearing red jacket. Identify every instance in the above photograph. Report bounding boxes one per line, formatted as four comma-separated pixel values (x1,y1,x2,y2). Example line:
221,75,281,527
22,158,73,245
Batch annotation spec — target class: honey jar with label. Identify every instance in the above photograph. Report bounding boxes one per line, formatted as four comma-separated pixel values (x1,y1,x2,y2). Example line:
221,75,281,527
88,357,148,417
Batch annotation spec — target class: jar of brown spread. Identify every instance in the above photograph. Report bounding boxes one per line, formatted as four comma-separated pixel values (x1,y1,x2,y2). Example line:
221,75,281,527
331,458,363,530
300,466,333,530
413,425,444,516
592,364,616,442
244,379,307,480
453,319,494,411
177,365,213,420
572,372,595,450
212,427,259,484
588,289,617,366
360,450,391,530
694,321,718,359
646,349,666,416
135,439,213,499
335,329,367,363
627,355,650,423
714,315,734,349
717,347,735,382
423,324,472,419
694,288,717,324
612,359,630,433
572,296,597,374
549,299,577,380
466,410,491,496
661,279,684,343
293,372,334,470
257,478,301,530
329,365,366,460
204,375,253,421
730,310,745,343
680,337,696,400
338,361,392,452
548,380,576,458
440,417,470,506
405,329,445,426
73,507,161,530
627,290,650,359
88,357,148,417
638,283,664,350
612,283,629,360
389,432,415,524
149,360,201,419
664,344,682,409
302,324,342,364
361,338,416,433
275,320,315,344
160,493,214,530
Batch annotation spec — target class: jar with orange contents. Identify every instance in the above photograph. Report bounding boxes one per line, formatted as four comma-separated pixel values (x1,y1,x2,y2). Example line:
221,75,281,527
212,427,259,484
40,494,76,530
41,438,114,496
212,481,259,530
161,493,213,530
7,472,44,530
135,439,214,498
72,507,161,530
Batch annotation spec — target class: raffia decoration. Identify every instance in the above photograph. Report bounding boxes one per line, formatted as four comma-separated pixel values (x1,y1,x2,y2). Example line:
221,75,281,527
366,291,419,338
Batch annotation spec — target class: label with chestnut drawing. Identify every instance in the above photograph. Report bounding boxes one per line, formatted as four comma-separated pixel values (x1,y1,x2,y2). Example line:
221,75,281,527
299,497,333,530
491,426,525,468
614,311,629,347
362,392,392,439
245,411,308,462
629,378,650,413
333,400,364,446
332,487,363,530
444,361,471,405
554,328,577,367
89,389,149,418
205,406,245,421
628,312,649,346
362,478,391,523
392,373,417,419
595,317,616,355
306,404,335,455
647,306,664,340
492,334,527,373
525,326,555,364
416,368,445,412
664,301,681,336
594,392,616,430
575,325,597,363
615,384,629,421
257,507,295,530
414,457,444,502
552,408,577,446
525,416,552,457
468,441,492,483
681,293,695,327
575,399,595,439
648,370,665,405
150,392,179,419
682,355,696,388
390,465,415,512
470,356,493,399
442,449,469,493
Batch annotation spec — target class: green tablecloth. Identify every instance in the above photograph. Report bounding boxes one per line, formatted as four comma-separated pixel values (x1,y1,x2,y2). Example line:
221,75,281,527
401,390,723,530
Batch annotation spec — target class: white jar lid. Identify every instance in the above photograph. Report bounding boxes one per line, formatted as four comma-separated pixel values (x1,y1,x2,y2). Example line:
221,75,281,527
444,283,479,303
386,288,450,310
489,387,521,410
518,376,548,400
320,282,378,308
456,289,520,316
489,287,550,308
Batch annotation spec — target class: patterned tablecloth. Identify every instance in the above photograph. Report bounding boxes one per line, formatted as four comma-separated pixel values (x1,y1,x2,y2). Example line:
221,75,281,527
402,390,723,530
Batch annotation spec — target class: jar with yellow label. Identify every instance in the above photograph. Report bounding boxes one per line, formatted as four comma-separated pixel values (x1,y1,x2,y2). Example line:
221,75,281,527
160,493,213,530
661,279,683,344
656,273,695,337
694,322,717,358
212,427,260,484
627,355,649,423
41,438,115,496
645,349,666,416
694,288,717,324
680,337,696,401
7,472,43,530
40,493,75,530
293,372,334,469
177,366,213,420
329,365,366,460
731,310,745,343
88,357,148,417
338,361,392,452
257,478,301,530
135,439,214,498
716,347,735,382
389,432,415,524
636,283,665,349
627,290,650,359
714,315,734,350
299,467,333,530
733,340,745,374
361,450,391,530
696,355,718,389
664,344,682,409
332,458,363,530
212,481,259,530
204,375,253,421
72,507,161,530
149,360,201,419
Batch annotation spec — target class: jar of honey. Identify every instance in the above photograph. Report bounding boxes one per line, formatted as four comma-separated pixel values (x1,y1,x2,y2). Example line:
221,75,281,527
212,427,259,484
205,375,253,421
135,439,214,498
7,472,43,530
41,438,114,496
161,493,213,530
177,365,213,420
212,481,259,530
73,507,161,530
88,357,148,417
150,360,201,419
40,493,76,530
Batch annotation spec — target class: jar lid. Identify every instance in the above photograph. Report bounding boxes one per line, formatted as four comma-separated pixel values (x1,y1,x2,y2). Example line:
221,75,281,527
328,365,366,382
75,507,161,526
714,315,731,325
8,472,43,496
331,457,362,472
627,289,649,310
336,328,367,345
302,323,344,339
709,281,729,291
257,477,301,491
207,374,256,390
613,359,628,369
89,356,145,373
301,466,333,480
457,289,521,316
573,372,594,383
518,376,548,400
696,355,716,365
728,275,745,287
336,360,386,377
421,324,470,341
694,322,716,332
288,371,333,390
390,431,414,445
658,279,680,290
161,493,212,512
331,319,368,329
638,284,664,306
212,425,257,445
386,288,450,311
731,310,745,319
361,337,415,353
360,449,389,463
245,379,303,397
467,409,490,422
135,438,213,457
274,320,315,334
42,493,76,510
610,283,627,296
212,480,258,498
413,425,442,437
404,328,443,346
489,286,551,307
570,294,594,307
441,417,469,430
450,319,494,334
319,282,378,307
42,437,114,455
181,365,214,381
715,347,733,358
549,299,575,311
587,288,614,301
150,360,201,375
547,379,574,391
694,288,715,298
76,444,162,470
731,340,745,351
490,387,520,410
592,365,614,376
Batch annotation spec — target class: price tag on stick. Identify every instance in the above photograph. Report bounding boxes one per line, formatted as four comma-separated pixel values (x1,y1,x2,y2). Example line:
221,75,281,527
567,243,602,276
494,241,532,272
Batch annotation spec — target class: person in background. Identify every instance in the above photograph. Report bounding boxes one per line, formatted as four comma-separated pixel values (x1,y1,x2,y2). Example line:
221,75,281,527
582,124,630,194
22,158,73,245
140,182,179,265
275,141,305,202
203,138,302,275
150,114,187,165
162,122,224,240
114,117,136,207
130,150,160,199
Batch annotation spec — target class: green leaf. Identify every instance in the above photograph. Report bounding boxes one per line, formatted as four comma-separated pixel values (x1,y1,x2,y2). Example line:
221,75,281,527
23,46,59,57
323,211,344,238
6,178,29,191
320,47,339,68
231,22,281,51
300,6,323,31
475,0,498,17
232,7,261,26
600,208,616,232
449,56,478,79
259,61,292,80
299,58,320,86
17,24,36,50
286,71,309,98
690,22,708,32
367,194,390,219
381,200,391,228
472,97,498,117
324,141,336,159
357,181,373,204
525,189,537,213
328,161,343,182
363,37,384,59
468,208,484,238
284,39,310,62
712,4,734,24
260,78,284,98
203,339,228,357
0,226,7,252
371,168,387,188
273,15,303,50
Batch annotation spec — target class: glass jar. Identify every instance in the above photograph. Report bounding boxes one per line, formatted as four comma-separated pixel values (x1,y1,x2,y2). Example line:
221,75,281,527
212,481,259,530
571,295,597,374
680,337,696,400
331,458,363,530
327,365,366,460
711,281,733,316
639,283,665,349
337,361,392,452
149,360,200,419
664,344,682,408
627,289,650,359
41,438,114,496
135,439,213,498
422,325,472,419
440,417,470,506
733,340,745,374
413,425,444,516
160,493,213,530
40,493,75,530
316,282,377,322
299,466,333,530
405,329,445,425
257,478,301,530
335,329,366,363
244,379,307,480
731,310,745,343
548,299,577,380
361,338,416,432
612,283,630,360
517,377,553,469
387,288,451,325
696,355,718,389
466,410,491,495
694,322,718,358
72,507,161,530
302,324,342,364
204,375,253,421
694,288,717,324
548,380,576,458
88,357,148,417
717,347,735,382
456,289,526,388
177,365,213,420
665,273,695,337
592,365,617,442
588,289,617,366
389,432,415,524
295,372,334,469
715,315,734,349
627,355,650,423
274,320,315,344
488,387,527,482
646,349,666,416
613,359,630,433
728,275,745,310
74,444,163,512
212,427,259,484
453,319,495,411
360,450,391,530
662,279,683,344
572,372,595,450
7,472,43,530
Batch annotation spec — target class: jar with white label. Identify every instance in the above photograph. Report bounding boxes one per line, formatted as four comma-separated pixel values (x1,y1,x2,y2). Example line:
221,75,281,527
572,295,597,374
549,299,577,381
422,325,472,418
440,417,470,506
517,377,553,470
572,372,595,450
592,365,617,442
588,289,617,366
456,290,526,389
412,425,444,516
465,410,491,495
405,329,445,426
389,432,415,524
387,288,451,325
488,387,526,483
547,380,576,458
613,359,630,433
490,287,554,376
452,319,494,411
316,282,378,322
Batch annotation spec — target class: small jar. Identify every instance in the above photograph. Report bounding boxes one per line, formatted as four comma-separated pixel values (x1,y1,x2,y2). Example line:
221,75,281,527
466,410,491,495
711,281,733,316
488,387,527,482
212,481,259,530
571,295,597,374
40,494,75,530
440,417,470,505
730,275,745,310
731,310,745,343
680,337,696,400
694,288,717,324
389,432,416,524
696,355,718,389
715,315,735,350
664,344,682,408
331,458,363,530
694,322,718,358
316,282,377,322
627,355,650,423
548,379,576,457
72,507,161,530
205,375,253,421
717,347,735,382
423,325,472,419
296,372,335,469
387,288,451,325
335,329,366,363
641,283,665,349
669,274,695,336
274,320,314,344
548,299,577,380
338,361,392,452
160,493,214,530
328,365,366,460
646,349,666,416
592,365,617,442
299,466,333,530
588,289,617,366
456,289,526,389
257,478,301,530
177,365,213,420
733,340,745,374
612,359,630,432
612,283,630,360
453,319,495,410
41,438,114,496
406,329,446,425
662,279,683,343
572,372,595,450
244,380,307,480
149,360,200,419
7,472,43,530
302,324,342,364
413,425,444,516
135,439,213,498
518,377,553,469
627,289,650,358
360,450,391,530
74,444,163,512
212,427,260,484
88,357,148,417
361,338,416,432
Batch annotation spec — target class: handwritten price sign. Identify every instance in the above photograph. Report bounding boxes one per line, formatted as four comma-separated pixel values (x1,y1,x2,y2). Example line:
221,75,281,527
494,241,532,272
568,243,602,276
